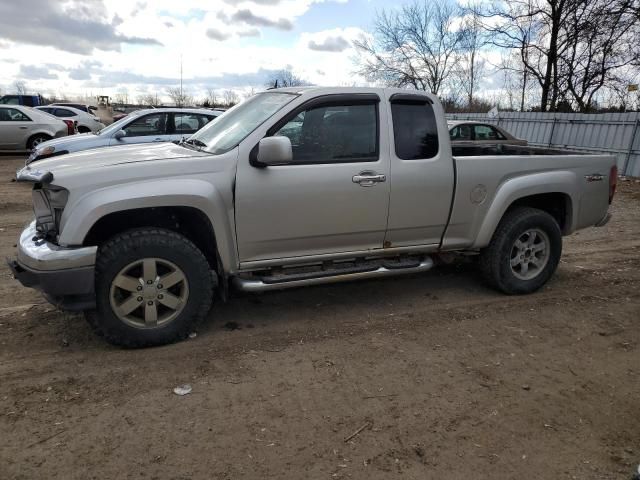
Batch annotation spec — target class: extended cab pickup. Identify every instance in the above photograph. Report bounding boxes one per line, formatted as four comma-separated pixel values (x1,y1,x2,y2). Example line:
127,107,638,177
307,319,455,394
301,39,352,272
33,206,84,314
10,87,617,347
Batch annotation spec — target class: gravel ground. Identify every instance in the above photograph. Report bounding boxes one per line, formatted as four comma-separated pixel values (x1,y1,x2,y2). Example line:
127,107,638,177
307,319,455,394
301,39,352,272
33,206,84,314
0,153,639,480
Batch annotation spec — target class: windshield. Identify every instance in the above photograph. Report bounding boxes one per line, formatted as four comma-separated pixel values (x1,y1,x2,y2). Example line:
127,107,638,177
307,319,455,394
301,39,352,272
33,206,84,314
97,114,138,136
190,92,297,154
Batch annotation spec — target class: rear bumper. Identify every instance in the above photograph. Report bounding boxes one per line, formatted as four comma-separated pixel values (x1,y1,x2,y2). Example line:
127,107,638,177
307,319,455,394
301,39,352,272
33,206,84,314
8,221,97,310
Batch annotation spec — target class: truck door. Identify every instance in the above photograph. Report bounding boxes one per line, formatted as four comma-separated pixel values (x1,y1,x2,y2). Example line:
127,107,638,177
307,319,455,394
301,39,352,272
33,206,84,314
384,93,455,248
235,94,391,264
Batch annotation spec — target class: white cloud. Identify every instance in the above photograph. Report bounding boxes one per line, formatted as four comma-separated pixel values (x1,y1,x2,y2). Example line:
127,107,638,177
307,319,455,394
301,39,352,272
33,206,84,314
0,0,365,101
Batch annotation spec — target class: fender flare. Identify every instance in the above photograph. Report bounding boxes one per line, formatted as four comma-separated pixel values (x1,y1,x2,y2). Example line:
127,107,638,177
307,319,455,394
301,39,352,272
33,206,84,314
472,171,578,249
58,178,237,272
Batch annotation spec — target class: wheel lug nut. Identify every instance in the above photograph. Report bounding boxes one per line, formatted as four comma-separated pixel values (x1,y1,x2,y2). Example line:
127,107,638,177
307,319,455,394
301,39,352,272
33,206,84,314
158,294,164,299
157,284,163,289
137,286,143,291
147,301,154,306
137,296,143,302
147,280,153,285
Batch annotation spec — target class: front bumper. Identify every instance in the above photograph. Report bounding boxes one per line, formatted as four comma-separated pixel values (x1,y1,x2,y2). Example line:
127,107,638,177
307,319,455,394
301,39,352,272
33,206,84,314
8,221,97,310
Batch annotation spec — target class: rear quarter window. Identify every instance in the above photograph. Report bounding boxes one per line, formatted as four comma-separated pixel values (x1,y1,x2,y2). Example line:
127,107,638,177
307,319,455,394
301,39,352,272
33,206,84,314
391,102,439,160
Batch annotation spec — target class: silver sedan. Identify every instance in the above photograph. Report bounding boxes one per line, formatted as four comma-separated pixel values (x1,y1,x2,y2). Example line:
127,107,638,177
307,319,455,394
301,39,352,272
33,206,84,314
0,105,68,151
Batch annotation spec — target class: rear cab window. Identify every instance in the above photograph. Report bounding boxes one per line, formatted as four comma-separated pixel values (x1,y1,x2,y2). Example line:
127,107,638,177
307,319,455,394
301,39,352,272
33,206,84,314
390,96,439,160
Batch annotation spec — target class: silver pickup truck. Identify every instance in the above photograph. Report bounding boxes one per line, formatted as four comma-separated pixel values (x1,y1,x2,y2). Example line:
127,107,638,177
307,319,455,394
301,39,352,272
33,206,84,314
9,87,617,347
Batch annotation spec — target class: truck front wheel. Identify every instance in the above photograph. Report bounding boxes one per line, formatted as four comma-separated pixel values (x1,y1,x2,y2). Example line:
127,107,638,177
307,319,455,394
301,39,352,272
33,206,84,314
479,207,562,294
86,228,214,347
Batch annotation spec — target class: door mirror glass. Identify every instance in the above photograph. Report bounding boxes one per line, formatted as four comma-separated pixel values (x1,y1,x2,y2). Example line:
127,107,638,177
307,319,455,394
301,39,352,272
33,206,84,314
113,129,126,140
256,136,292,166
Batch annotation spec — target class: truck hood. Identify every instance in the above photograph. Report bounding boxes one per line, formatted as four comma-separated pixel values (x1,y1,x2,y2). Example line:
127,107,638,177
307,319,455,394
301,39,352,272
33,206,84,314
19,142,206,181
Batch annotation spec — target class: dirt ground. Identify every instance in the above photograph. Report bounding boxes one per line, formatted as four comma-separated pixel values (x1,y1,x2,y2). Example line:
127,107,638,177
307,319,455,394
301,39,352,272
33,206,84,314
0,154,638,480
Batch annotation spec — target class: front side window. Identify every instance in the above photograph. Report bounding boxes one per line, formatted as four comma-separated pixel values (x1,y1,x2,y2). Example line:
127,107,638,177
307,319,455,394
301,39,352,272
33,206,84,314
391,101,439,160
123,113,168,137
274,103,378,164
0,108,30,122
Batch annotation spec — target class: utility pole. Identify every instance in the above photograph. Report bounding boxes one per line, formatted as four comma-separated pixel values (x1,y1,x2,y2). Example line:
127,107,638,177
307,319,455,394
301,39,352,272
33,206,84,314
180,54,183,106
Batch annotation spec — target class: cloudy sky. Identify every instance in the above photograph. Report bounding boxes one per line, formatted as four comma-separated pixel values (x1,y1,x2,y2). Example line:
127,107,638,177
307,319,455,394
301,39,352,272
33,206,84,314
0,0,392,102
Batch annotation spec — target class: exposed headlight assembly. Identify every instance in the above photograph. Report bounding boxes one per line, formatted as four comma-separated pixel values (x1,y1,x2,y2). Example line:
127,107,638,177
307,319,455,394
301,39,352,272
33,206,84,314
33,186,69,239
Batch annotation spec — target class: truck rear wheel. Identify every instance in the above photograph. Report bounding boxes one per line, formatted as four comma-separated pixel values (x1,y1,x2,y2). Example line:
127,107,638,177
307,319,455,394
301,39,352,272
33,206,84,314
86,228,214,347
479,207,562,294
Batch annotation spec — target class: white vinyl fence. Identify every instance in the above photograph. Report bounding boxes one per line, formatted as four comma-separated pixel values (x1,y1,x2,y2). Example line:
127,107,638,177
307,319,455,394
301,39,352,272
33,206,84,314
446,111,640,177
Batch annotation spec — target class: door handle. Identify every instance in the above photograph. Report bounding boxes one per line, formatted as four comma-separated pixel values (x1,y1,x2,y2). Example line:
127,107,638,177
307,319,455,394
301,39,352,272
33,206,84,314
352,171,386,187
152,138,164,142
18,126,28,129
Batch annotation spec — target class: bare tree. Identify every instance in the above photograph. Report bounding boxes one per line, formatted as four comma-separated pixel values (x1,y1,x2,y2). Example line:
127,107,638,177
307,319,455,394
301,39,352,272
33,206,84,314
205,87,218,106
455,3,487,108
166,86,194,107
481,0,576,111
354,0,463,94
138,93,159,107
222,89,240,107
113,88,129,106
265,69,310,88
13,80,27,95
561,0,637,111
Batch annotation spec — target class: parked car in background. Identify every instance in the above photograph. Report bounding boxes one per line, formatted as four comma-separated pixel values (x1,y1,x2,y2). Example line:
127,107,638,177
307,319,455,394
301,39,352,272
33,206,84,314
112,110,129,122
36,105,105,133
0,94,45,107
448,121,527,147
49,102,98,114
0,105,68,151
28,108,221,162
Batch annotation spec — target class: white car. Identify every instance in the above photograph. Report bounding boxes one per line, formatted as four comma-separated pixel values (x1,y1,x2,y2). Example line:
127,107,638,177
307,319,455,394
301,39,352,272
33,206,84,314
36,105,105,133
0,105,68,151
29,108,221,162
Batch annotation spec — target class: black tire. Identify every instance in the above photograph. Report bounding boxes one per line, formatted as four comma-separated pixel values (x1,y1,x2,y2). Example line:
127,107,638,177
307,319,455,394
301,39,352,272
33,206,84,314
479,207,562,294
85,228,214,347
27,134,51,150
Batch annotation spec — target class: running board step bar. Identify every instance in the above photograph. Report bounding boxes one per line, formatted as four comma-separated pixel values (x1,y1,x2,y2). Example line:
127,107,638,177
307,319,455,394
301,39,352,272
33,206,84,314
233,257,434,292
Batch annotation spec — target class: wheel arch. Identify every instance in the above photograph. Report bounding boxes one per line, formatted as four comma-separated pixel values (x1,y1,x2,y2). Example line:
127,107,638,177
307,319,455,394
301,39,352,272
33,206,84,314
473,171,577,249
26,131,53,149
84,206,221,271
58,179,238,274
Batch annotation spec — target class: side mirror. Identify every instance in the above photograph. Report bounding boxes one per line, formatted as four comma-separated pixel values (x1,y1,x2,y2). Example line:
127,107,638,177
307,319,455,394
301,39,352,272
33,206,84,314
113,129,126,140
255,136,292,166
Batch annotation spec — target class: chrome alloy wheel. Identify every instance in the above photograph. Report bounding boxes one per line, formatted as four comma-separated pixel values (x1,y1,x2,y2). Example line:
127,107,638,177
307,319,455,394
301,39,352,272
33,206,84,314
109,258,189,329
31,136,46,148
509,229,550,280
